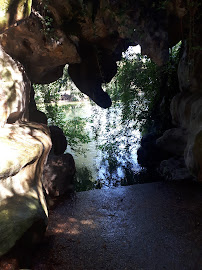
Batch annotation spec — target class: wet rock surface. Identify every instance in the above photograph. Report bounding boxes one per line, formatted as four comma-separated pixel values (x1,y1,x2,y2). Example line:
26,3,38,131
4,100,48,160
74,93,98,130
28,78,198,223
32,182,202,270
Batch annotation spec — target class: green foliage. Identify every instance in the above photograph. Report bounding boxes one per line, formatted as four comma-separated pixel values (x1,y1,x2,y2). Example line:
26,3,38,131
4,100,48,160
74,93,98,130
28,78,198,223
89,102,141,189
33,66,91,154
34,43,181,189
87,43,181,188
35,0,58,40
105,42,181,136
105,52,161,133
74,166,95,191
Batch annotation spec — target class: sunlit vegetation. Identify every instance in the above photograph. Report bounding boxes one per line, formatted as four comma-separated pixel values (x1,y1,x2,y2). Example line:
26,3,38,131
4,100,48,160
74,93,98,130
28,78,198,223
105,42,181,135
34,43,181,189
33,67,91,154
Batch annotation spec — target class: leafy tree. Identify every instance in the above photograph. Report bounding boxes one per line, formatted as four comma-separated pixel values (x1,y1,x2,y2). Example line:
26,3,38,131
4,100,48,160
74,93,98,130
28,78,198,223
105,42,181,135
104,53,161,133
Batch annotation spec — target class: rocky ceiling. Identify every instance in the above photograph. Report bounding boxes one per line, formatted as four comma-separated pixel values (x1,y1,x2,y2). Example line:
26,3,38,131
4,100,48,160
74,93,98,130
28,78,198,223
0,0,194,108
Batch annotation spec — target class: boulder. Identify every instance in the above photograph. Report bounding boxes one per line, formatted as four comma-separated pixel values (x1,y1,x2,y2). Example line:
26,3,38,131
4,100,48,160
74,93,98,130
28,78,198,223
43,153,76,197
156,128,188,156
137,132,171,168
170,91,202,180
0,122,52,256
159,157,193,181
0,45,31,127
49,125,67,155
170,92,202,129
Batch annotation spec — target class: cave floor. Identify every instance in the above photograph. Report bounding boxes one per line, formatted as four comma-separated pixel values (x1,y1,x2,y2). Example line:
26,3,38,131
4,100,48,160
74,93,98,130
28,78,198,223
32,182,202,270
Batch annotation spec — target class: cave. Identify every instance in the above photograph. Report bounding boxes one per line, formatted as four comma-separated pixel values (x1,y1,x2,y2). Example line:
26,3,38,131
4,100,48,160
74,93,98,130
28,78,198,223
0,0,202,269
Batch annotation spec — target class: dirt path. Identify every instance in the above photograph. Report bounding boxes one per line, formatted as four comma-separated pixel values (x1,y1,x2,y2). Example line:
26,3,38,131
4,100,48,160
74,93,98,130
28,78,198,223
32,182,202,270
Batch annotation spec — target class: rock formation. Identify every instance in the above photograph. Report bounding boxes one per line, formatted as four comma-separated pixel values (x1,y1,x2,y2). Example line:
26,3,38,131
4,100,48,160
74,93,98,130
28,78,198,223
0,0,202,261
0,45,30,127
43,125,75,198
0,122,51,256
0,1,52,260
43,153,76,197
0,0,174,108
29,85,48,124
158,5,202,180
49,125,67,156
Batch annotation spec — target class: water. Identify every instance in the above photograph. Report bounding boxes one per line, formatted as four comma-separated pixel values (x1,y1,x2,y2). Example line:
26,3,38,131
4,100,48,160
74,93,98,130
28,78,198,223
63,101,143,191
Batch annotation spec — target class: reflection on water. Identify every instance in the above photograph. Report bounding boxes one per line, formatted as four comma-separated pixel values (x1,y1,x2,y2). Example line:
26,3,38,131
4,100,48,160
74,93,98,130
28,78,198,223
63,101,143,191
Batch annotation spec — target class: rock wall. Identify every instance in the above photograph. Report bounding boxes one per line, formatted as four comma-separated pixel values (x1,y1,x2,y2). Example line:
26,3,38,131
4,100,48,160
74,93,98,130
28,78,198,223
0,0,175,108
0,3,52,259
0,45,31,127
0,123,51,256
158,0,202,181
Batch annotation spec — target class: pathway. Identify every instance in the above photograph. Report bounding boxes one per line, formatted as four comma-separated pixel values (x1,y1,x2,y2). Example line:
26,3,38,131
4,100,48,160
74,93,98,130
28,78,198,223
32,182,202,270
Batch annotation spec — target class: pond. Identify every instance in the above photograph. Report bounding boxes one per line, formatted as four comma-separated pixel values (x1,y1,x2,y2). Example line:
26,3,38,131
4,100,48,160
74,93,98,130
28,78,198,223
62,101,145,191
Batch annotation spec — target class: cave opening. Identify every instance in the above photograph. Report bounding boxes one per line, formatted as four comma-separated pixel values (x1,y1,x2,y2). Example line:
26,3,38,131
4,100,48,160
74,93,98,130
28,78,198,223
0,0,202,268
34,41,184,192
33,44,168,192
